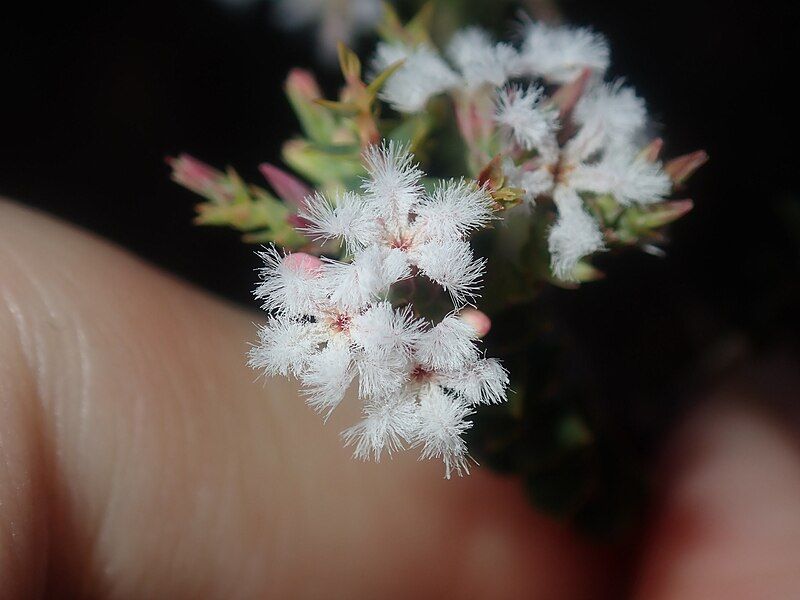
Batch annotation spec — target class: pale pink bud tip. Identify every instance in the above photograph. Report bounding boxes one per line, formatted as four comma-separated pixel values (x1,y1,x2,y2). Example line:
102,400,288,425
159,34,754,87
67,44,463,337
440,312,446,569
283,252,323,274
285,68,322,100
167,154,220,190
458,308,491,338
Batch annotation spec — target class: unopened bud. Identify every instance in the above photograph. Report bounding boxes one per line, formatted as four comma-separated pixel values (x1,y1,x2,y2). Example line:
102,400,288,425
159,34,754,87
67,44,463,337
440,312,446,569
459,308,492,338
665,150,708,187
167,154,232,203
259,163,312,209
638,138,664,162
283,252,323,274
285,68,322,101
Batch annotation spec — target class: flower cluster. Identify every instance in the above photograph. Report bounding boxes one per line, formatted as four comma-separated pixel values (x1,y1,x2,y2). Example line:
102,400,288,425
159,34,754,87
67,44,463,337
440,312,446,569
170,10,705,484
373,21,706,280
248,142,509,477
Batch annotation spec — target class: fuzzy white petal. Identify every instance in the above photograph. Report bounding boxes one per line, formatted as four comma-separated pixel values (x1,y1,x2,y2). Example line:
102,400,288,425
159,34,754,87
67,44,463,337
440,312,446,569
300,342,354,418
513,166,556,204
299,190,377,252
355,349,409,399
413,179,496,242
495,85,559,157
439,358,509,405
414,314,479,372
569,81,647,160
320,245,409,310
342,397,419,461
447,27,517,89
248,317,322,377
361,141,425,230
548,187,605,280
350,301,424,357
411,239,485,307
374,43,459,113
254,246,324,317
570,149,672,206
414,385,474,478
517,22,609,83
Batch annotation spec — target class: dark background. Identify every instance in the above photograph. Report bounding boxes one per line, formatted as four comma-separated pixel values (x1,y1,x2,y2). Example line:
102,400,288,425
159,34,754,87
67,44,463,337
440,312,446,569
2,1,798,441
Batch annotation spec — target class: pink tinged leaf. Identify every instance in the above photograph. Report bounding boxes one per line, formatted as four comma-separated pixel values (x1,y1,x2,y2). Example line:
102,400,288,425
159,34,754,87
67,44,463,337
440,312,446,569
458,308,491,338
549,68,591,119
665,150,709,186
639,138,664,162
259,163,313,209
638,199,694,229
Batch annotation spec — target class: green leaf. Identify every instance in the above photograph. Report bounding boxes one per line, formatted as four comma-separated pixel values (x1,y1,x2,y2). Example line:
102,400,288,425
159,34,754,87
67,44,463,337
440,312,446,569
313,98,360,117
282,139,365,185
284,71,336,144
337,42,362,83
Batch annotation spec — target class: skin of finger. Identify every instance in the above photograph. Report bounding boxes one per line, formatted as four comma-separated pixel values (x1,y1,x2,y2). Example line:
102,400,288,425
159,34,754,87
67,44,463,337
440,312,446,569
0,200,612,599
632,395,800,599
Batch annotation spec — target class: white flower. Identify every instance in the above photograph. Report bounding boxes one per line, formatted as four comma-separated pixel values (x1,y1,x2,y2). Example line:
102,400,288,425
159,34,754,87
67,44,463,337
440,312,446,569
250,142,508,477
516,22,610,83
548,188,605,280
447,27,518,90
488,74,670,278
373,43,459,113
495,85,559,158
250,248,410,415
302,142,491,306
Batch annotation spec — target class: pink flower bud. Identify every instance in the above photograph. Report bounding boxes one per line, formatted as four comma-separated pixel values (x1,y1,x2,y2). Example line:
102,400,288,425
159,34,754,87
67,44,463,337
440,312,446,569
458,308,491,338
665,150,709,187
287,213,313,230
166,154,232,202
639,138,664,162
259,163,312,209
283,252,323,274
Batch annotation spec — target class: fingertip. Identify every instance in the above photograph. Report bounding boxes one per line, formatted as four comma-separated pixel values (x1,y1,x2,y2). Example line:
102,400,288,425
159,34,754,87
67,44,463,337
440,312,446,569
427,469,617,599
634,386,800,599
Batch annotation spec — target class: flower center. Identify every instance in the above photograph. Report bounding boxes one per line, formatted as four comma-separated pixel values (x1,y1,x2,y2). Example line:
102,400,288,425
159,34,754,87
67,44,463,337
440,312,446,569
328,312,352,334
410,364,433,382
